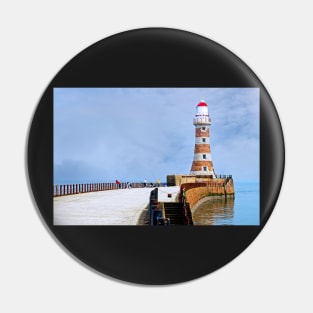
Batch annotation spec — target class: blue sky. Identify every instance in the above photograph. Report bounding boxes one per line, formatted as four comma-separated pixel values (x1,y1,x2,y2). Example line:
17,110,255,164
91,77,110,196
54,88,259,184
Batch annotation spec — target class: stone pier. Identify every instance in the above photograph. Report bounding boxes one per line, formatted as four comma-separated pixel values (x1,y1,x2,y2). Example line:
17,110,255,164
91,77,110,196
53,186,179,225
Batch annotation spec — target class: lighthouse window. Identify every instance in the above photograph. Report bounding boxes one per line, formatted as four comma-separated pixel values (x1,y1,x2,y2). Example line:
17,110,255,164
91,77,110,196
203,154,207,159
201,127,206,132
202,138,206,143
203,166,208,171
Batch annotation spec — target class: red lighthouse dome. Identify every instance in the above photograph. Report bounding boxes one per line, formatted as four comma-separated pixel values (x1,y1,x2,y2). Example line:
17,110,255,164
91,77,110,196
197,100,208,107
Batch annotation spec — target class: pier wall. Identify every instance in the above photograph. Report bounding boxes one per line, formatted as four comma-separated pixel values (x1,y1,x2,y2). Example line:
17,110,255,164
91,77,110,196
185,187,210,209
167,174,233,186
183,178,235,210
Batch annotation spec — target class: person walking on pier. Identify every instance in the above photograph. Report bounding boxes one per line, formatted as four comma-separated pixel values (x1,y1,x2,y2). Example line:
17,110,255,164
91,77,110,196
116,179,121,189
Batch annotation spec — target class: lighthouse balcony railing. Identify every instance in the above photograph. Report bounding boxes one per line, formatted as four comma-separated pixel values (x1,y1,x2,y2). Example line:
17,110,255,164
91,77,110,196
193,117,211,125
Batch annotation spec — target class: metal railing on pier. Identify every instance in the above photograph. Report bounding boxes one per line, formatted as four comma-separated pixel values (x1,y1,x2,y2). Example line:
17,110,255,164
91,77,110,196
216,174,232,179
53,182,164,197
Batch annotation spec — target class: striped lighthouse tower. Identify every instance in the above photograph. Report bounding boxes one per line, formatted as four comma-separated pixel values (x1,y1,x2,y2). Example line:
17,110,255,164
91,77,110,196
190,100,216,177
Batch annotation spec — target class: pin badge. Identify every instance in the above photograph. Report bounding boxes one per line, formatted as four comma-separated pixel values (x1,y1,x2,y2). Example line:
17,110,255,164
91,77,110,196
27,28,284,284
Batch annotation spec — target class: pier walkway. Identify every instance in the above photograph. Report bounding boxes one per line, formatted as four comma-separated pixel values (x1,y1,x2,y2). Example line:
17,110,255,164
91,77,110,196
53,186,179,225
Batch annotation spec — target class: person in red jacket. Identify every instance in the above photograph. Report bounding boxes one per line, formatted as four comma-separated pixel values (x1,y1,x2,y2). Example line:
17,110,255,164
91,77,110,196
115,179,121,189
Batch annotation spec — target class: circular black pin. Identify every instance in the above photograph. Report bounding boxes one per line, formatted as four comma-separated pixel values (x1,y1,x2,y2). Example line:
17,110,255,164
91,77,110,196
27,28,284,285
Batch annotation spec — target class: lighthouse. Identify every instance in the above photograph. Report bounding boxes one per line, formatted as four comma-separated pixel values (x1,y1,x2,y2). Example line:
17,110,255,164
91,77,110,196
190,100,216,177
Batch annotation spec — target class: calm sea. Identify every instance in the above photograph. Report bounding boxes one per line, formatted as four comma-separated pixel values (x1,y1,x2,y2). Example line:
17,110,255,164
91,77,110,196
192,181,260,226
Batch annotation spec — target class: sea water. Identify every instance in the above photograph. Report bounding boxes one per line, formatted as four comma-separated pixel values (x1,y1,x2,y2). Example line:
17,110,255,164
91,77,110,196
192,181,260,226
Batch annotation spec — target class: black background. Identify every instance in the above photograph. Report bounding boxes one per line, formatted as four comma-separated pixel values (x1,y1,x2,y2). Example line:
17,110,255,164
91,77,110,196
27,28,284,285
